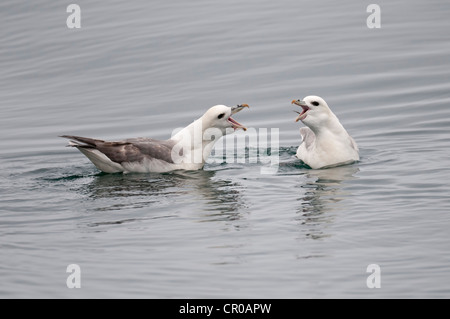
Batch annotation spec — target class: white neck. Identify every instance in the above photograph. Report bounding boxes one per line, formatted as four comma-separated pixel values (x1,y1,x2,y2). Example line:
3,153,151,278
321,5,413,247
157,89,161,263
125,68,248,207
170,116,224,166
309,113,348,140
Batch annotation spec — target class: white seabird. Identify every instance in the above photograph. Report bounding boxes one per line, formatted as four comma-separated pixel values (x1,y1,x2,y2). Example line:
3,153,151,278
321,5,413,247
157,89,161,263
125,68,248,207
61,104,249,173
292,96,359,169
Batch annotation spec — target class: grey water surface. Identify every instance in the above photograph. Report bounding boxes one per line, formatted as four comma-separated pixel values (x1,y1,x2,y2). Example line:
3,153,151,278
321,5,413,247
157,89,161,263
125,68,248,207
1,0,450,298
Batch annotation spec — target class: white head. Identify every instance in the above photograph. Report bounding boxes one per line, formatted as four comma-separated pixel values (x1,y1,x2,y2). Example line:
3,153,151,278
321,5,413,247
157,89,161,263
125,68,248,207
292,96,335,129
200,104,249,135
170,104,249,166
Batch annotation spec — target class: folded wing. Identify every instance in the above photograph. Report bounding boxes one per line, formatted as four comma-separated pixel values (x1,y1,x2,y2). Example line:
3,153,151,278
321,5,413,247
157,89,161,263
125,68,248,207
60,135,177,165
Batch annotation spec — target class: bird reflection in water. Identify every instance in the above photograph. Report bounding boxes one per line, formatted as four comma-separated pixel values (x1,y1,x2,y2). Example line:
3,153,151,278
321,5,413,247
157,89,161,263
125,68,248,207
81,169,246,227
296,165,359,240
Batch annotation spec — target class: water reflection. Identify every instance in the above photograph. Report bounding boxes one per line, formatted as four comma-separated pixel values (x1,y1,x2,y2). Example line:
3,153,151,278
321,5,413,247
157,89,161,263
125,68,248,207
296,165,359,240
80,169,245,225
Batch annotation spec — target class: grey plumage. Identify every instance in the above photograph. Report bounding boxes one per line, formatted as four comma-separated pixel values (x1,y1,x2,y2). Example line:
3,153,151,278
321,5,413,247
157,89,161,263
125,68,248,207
60,135,177,164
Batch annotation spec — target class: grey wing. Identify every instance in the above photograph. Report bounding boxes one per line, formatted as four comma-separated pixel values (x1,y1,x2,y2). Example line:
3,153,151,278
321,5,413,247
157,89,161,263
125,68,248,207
121,138,177,163
95,138,177,164
299,127,315,150
61,135,176,164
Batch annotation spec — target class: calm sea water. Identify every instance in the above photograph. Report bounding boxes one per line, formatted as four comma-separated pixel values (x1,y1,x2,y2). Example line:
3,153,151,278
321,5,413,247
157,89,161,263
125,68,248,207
1,0,450,298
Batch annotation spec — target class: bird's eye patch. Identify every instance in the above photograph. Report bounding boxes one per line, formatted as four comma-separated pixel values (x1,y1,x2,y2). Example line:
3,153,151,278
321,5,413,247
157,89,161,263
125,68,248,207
217,113,225,119
311,101,319,106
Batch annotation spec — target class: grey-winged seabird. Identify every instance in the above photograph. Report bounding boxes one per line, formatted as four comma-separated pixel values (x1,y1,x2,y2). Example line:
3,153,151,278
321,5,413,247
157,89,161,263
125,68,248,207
61,104,249,173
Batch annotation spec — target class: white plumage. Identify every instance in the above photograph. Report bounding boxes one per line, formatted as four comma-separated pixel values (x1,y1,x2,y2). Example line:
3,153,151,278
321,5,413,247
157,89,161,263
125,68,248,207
292,96,359,169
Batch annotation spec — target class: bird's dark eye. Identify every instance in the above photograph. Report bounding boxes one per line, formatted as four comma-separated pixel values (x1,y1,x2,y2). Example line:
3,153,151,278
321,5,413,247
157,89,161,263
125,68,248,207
311,101,319,106
218,113,225,119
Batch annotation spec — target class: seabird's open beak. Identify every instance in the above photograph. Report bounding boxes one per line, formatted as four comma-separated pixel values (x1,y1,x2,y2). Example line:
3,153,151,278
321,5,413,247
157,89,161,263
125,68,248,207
292,99,310,122
229,104,249,131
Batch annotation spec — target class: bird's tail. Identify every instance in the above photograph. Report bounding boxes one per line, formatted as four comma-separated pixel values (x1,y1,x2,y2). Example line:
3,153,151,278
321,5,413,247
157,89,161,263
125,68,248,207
60,135,102,149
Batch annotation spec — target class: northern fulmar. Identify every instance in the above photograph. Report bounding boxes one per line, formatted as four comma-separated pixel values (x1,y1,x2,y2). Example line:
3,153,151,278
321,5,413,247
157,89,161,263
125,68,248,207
292,96,359,169
61,104,249,173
